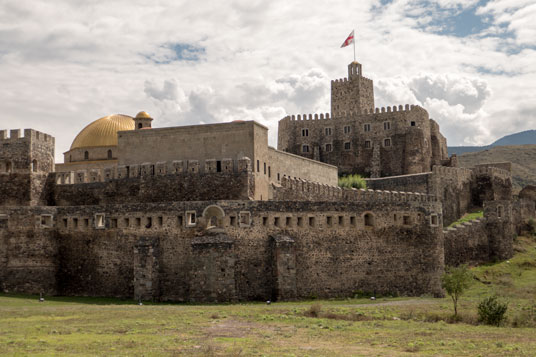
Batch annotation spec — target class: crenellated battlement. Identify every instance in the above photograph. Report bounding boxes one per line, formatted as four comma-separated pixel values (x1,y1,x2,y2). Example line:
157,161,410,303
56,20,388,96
0,129,54,145
55,157,253,185
281,104,426,124
472,166,512,182
331,75,373,85
277,176,437,203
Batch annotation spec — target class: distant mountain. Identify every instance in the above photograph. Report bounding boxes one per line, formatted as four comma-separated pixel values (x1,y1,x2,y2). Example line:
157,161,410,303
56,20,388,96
448,130,536,156
457,145,536,192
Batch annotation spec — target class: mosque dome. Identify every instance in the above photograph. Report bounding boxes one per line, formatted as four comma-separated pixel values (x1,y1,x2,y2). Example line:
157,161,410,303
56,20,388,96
135,111,152,119
70,114,134,150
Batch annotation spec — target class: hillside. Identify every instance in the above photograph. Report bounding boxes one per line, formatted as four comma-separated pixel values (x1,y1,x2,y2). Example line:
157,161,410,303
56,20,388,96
457,145,536,192
449,130,536,156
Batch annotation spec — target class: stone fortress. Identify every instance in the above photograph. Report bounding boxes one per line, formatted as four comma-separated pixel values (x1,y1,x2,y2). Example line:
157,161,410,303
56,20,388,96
0,59,534,302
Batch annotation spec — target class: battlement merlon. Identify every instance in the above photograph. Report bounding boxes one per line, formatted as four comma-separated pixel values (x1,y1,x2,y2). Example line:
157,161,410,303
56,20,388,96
0,129,55,145
279,104,428,123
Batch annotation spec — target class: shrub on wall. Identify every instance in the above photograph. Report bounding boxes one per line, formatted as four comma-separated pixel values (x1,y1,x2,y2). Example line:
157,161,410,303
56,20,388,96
338,174,367,189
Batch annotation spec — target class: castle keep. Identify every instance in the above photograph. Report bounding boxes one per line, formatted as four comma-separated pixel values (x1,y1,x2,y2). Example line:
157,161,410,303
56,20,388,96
0,61,534,302
278,62,448,177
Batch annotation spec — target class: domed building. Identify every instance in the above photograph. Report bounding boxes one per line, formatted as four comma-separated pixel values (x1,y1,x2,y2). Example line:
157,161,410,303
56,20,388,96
56,112,152,172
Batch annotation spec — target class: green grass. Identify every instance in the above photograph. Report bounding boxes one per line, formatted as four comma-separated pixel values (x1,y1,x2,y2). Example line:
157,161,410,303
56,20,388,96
448,210,484,227
1,235,535,356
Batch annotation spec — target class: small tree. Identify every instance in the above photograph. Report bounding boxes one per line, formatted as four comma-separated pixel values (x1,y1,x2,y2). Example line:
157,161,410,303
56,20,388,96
441,265,473,317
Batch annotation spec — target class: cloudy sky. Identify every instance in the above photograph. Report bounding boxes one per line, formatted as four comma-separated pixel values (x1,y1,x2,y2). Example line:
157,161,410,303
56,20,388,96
1,0,535,162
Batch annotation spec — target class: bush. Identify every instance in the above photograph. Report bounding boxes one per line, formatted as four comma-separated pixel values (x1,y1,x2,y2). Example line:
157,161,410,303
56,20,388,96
478,295,508,326
528,219,536,235
338,174,366,189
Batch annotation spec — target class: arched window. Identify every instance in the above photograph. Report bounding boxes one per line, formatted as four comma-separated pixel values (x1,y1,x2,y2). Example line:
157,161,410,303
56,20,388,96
107,149,112,159
364,213,374,227
31,159,37,172
138,123,143,129
84,151,89,160
6,161,12,173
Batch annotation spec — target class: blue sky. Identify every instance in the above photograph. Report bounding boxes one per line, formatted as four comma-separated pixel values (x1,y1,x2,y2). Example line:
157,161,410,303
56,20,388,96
0,0,535,161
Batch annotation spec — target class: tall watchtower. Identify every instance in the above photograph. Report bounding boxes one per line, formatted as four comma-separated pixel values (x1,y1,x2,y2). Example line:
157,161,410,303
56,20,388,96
331,61,374,116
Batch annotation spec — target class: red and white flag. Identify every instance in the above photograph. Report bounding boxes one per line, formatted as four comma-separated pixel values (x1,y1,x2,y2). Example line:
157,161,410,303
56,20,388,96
340,30,354,48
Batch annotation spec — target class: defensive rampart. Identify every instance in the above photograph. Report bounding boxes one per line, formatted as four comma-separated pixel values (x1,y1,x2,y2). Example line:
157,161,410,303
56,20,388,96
0,199,444,301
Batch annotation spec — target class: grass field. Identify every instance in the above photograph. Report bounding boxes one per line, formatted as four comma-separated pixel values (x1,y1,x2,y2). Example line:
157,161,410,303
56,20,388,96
1,235,535,356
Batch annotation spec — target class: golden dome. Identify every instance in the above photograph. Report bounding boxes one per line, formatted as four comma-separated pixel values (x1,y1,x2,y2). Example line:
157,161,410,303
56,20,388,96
135,111,152,119
70,114,134,150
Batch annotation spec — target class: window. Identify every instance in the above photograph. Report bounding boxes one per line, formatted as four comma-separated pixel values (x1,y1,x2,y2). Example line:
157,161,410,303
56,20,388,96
338,216,344,226
350,216,356,226
364,124,371,132
31,160,37,172
403,215,411,225
107,150,112,159
384,138,391,147
410,121,416,127
325,127,332,135
262,217,268,226
239,211,251,227
264,162,266,175
268,166,271,178
158,216,163,226
62,218,68,228
277,173,280,181
430,215,439,226
297,216,303,227
216,160,222,172
186,211,197,227
177,216,183,226
344,125,351,134
308,216,315,227
384,121,391,130
84,151,89,160
365,140,371,148
302,145,310,153
325,143,332,152
136,217,141,227
84,218,89,228
364,213,374,227
285,217,292,226
497,206,503,219
73,218,78,228
5,161,12,173
95,213,105,229
111,218,118,228
326,216,333,227
257,160,260,172
274,217,280,227
230,216,236,226
124,218,130,228
41,214,53,228
344,142,351,150
302,128,309,137
138,123,143,129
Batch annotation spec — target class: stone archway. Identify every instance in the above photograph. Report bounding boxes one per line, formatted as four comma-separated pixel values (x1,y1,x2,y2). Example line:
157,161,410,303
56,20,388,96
202,205,225,229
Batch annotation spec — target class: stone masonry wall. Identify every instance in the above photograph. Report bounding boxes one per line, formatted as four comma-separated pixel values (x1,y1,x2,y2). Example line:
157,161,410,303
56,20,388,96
0,199,445,301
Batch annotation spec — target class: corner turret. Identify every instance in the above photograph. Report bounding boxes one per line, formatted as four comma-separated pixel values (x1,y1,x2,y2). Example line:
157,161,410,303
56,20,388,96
134,111,153,130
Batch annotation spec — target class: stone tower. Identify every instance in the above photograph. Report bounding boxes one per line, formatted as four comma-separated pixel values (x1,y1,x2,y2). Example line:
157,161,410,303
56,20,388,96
331,61,374,116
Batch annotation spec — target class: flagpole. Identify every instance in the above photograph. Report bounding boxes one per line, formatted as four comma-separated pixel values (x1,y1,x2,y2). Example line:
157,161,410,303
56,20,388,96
353,29,356,61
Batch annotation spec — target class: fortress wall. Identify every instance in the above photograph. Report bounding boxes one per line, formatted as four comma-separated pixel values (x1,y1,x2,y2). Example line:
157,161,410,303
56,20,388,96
0,200,444,301
431,166,475,225
0,207,58,294
512,198,536,234
472,165,513,204
443,218,489,267
52,170,254,206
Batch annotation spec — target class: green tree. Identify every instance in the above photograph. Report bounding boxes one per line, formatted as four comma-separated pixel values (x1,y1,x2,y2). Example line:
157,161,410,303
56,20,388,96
441,265,473,317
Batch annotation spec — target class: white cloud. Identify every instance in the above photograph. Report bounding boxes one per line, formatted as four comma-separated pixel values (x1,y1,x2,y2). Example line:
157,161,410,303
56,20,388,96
0,0,535,160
